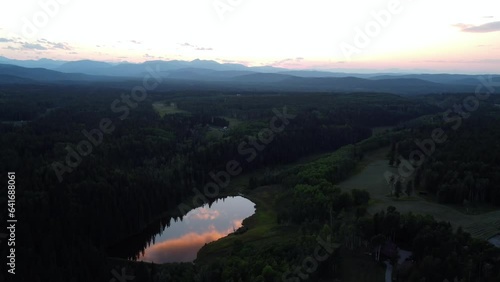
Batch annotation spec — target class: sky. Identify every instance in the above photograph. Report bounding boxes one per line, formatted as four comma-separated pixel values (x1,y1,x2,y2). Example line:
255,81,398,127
0,0,500,73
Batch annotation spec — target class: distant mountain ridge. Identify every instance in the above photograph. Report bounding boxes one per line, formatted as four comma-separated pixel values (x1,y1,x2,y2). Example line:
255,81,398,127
0,63,115,83
0,58,497,95
1,56,497,81
0,56,66,69
5,58,284,77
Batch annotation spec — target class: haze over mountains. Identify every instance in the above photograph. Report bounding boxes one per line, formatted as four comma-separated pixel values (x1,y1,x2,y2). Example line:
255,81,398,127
0,56,497,95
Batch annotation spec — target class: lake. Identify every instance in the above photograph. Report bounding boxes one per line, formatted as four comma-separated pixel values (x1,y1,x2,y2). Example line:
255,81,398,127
136,196,255,263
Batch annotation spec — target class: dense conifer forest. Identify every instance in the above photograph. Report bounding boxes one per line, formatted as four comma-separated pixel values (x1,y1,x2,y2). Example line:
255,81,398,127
1,84,500,281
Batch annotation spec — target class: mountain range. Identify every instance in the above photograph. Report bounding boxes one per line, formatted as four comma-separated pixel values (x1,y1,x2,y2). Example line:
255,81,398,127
0,56,497,95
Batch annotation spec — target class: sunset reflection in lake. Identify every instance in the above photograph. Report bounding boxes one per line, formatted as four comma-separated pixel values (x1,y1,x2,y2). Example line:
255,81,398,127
137,196,255,263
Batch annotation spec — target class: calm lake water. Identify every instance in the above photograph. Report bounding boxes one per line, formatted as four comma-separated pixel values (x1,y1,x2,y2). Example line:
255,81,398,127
136,196,255,263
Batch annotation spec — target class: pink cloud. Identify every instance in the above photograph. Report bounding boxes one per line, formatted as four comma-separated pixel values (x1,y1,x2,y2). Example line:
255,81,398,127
138,225,234,263
189,208,220,221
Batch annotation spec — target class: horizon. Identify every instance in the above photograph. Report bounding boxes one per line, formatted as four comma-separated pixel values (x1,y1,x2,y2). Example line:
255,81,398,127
1,0,500,73
2,55,500,76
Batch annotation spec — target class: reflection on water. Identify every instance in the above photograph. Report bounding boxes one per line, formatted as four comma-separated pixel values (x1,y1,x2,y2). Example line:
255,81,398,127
137,196,255,263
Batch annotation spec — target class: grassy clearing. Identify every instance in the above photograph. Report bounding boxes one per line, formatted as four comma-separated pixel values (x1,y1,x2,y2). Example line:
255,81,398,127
371,126,394,136
205,129,224,141
420,193,500,215
223,117,242,127
152,102,189,117
337,148,500,240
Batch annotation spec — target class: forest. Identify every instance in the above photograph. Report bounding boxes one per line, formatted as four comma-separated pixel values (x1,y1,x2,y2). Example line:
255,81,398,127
388,93,500,206
1,83,500,282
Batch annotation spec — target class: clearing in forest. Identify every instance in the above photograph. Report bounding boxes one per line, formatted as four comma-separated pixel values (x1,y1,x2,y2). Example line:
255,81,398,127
337,148,500,240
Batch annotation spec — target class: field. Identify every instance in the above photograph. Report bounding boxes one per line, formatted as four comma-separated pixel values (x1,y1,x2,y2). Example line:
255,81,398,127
371,126,394,136
337,148,500,240
224,117,242,127
152,102,190,117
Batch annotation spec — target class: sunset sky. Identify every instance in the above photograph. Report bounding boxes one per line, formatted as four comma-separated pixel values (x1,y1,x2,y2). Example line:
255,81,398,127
1,0,499,73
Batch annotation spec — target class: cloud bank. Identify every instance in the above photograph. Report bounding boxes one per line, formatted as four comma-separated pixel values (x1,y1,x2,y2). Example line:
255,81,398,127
454,21,500,33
